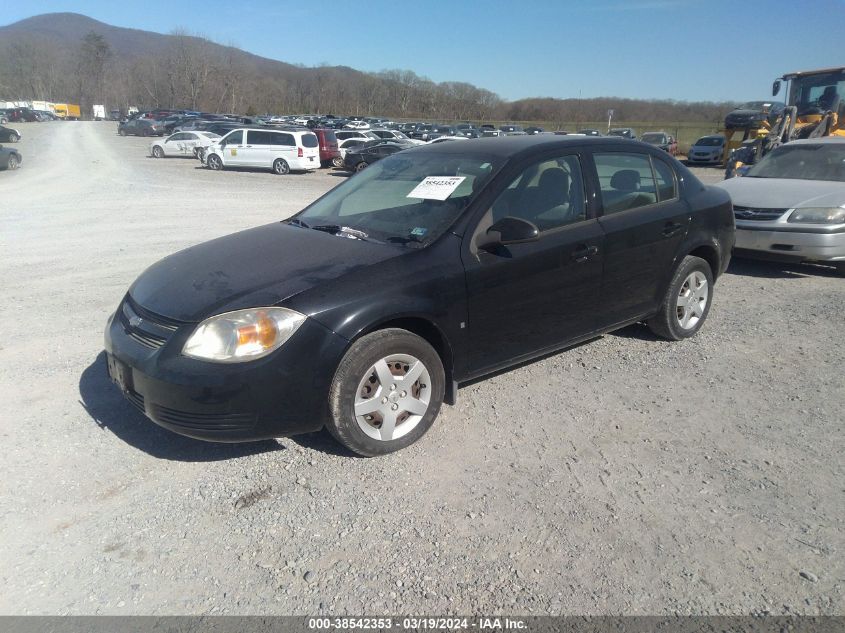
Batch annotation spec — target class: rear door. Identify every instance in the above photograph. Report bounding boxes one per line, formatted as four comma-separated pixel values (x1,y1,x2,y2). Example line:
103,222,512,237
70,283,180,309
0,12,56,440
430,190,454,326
462,152,605,373
587,150,690,326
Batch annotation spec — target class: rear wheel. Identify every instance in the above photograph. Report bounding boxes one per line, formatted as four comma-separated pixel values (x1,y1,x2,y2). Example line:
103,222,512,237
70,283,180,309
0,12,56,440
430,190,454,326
835,261,845,277
273,158,290,175
331,156,344,168
9,133,19,143
206,154,224,171
328,329,445,457
152,145,165,158
355,161,368,172
118,129,126,137
648,255,713,340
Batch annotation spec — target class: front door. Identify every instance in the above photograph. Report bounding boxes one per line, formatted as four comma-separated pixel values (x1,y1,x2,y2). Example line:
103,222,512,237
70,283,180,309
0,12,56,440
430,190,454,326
220,130,247,167
462,153,605,374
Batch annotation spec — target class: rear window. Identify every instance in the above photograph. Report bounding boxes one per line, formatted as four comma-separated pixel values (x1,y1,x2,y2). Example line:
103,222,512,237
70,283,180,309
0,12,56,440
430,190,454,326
322,130,337,143
301,133,318,148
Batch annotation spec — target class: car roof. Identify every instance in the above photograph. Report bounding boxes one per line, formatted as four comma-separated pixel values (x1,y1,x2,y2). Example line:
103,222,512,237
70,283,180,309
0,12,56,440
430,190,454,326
405,135,656,158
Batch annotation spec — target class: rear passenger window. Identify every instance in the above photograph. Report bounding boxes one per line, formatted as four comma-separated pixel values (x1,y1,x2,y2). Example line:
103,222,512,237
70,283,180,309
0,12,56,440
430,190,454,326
652,157,678,201
594,153,658,214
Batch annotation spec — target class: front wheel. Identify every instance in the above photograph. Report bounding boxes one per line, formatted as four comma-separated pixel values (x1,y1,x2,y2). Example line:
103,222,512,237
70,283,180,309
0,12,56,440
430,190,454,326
355,161,368,173
273,158,290,175
206,154,224,171
835,261,845,277
7,154,19,170
648,255,714,340
118,129,126,136
328,329,445,457
152,145,164,158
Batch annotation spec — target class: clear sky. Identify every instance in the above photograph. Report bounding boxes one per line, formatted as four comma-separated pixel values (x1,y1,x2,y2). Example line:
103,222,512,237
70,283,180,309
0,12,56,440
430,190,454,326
3,0,844,103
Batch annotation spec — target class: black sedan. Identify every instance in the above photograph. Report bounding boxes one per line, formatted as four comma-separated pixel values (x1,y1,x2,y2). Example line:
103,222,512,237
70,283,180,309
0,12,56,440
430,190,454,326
0,125,21,143
118,118,165,137
342,139,415,172
724,101,785,129
1,145,22,170
105,136,734,456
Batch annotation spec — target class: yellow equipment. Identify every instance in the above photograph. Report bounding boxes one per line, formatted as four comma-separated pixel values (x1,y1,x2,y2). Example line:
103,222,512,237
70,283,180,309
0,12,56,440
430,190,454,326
723,66,844,168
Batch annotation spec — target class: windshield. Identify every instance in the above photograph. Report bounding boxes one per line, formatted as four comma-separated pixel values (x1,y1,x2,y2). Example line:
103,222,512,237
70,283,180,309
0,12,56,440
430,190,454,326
641,133,665,144
746,143,845,181
694,137,724,147
294,151,501,245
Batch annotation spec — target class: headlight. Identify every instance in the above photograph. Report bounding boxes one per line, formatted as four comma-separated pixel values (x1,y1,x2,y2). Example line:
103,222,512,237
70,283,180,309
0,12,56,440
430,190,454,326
787,207,845,224
183,307,306,363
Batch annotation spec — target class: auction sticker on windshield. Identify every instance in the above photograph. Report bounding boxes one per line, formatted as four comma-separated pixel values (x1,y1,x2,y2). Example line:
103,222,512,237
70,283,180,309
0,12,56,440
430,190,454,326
407,176,466,201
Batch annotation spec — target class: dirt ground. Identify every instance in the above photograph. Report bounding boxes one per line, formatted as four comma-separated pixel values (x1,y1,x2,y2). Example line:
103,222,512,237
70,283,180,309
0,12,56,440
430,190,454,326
0,122,842,616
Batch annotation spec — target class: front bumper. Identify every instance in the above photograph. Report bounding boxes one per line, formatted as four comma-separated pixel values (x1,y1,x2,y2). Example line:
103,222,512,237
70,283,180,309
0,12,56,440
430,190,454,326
734,224,845,262
687,153,721,163
104,297,349,442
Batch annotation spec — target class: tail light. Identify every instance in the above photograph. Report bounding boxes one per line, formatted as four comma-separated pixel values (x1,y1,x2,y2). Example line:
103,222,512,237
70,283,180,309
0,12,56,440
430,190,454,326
298,147,303,157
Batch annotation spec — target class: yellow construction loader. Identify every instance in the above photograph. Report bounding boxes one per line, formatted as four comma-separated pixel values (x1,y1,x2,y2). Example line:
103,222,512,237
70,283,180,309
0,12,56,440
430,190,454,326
723,66,844,174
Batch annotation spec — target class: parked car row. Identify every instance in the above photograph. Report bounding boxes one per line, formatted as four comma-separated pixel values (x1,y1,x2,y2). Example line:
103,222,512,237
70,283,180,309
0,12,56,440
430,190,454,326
0,107,59,123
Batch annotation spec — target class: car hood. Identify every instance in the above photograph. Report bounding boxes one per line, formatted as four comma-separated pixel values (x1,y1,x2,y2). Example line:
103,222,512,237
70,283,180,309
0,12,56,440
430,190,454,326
715,177,845,209
129,222,401,322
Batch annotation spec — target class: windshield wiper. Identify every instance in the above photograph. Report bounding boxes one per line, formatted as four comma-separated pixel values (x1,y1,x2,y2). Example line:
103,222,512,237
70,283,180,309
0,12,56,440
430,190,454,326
287,217,311,228
311,224,375,242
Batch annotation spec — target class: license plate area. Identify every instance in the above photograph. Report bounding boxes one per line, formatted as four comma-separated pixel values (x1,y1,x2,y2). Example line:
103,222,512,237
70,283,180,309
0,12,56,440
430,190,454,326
107,355,133,394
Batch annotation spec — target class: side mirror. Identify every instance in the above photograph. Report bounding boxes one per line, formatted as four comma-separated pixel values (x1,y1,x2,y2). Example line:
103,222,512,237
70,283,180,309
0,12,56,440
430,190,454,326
772,79,781,96
486,217,539,246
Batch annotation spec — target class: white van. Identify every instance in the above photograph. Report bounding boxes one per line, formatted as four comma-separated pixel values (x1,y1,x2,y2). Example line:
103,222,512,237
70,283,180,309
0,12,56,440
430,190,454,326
203,128,320,174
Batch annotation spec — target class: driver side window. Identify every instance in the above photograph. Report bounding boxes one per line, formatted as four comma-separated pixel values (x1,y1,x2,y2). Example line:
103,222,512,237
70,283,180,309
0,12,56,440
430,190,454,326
490,155,586,232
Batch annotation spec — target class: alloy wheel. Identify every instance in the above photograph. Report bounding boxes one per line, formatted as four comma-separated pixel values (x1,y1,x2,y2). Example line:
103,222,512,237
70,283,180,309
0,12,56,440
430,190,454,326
353,354,431,441
675,271,708,330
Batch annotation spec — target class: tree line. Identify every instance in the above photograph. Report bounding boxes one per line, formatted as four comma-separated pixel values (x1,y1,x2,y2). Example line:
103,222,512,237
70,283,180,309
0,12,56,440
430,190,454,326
0,29,737,124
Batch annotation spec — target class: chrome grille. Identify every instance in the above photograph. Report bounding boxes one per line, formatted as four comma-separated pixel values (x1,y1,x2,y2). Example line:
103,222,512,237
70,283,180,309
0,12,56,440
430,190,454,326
733,206,787,221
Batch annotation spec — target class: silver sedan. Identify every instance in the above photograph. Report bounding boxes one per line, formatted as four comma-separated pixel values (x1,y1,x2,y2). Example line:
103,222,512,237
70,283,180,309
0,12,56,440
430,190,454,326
715,137,845,275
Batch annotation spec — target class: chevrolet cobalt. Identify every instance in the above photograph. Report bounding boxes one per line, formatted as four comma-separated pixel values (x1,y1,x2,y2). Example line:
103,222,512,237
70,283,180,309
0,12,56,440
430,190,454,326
105,136,734,456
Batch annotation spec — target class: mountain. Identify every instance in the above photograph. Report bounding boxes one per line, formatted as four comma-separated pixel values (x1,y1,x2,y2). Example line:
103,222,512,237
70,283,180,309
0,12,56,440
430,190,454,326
0,13,733,125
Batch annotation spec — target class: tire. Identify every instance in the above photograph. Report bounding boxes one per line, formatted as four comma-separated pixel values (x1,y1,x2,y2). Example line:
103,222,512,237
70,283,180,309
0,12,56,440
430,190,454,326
206,154,224,171
7,154,19,170
648,255,714,340
355,160,368,172
118,129,126,136
328,328,445,457
835,261,845,277
152,145,164,158
9,133,19,143
331,156,344,168
273,158,290,175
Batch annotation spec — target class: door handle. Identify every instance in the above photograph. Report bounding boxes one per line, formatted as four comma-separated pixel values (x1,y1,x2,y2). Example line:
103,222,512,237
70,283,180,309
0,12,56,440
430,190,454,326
571,245,598,262
662,221,684,237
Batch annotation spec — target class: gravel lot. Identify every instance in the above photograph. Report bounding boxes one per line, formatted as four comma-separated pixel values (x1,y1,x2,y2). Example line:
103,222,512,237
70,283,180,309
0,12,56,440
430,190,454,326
0,122,842,616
